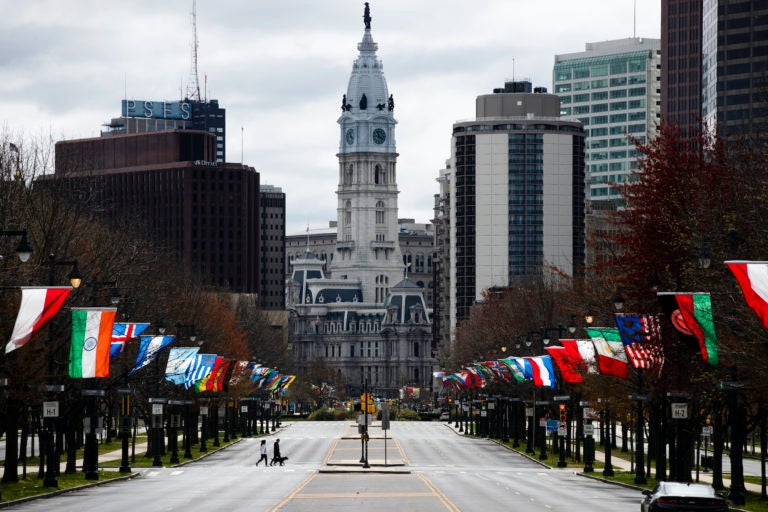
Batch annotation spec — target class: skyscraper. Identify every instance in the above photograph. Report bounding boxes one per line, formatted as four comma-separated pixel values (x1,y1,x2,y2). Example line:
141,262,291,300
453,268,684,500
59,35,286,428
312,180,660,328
661,0,768,138
554,38,661,203
434,82,585,347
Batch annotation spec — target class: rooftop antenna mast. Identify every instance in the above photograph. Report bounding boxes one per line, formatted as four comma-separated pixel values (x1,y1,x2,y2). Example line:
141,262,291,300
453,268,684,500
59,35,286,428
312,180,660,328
185,0,201,101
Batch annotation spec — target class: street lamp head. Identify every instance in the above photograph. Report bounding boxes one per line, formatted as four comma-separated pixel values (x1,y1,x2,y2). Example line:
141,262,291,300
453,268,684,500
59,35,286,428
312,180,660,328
612,288,625,312
584,314,594,325
68,262,83,289
110,285,121,305
15,231,32,262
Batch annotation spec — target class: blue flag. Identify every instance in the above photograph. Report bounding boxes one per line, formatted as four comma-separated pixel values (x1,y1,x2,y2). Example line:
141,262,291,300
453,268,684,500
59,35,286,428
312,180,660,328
164,347,200,385
129,335,175,376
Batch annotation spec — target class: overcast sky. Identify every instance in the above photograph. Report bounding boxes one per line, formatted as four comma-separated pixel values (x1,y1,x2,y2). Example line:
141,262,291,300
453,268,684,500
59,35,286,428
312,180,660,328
0,0,660,235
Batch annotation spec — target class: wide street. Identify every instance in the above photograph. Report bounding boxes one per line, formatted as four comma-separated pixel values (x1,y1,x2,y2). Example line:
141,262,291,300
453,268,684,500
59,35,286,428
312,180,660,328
5,421,643,512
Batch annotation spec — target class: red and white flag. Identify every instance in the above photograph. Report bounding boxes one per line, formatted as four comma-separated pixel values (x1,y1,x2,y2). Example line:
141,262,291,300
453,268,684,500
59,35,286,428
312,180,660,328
726,261,768,329
6,286,72,354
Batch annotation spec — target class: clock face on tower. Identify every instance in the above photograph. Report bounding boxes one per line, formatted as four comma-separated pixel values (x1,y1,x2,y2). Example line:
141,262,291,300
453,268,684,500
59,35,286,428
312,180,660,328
345,129,355,145
372,128,386,144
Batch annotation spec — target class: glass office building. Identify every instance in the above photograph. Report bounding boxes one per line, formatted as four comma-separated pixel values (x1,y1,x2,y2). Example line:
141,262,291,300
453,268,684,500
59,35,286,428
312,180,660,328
554,38,661,204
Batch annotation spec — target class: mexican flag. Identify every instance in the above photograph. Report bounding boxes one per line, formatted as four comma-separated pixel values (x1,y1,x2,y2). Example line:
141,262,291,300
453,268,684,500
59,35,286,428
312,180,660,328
584,327,629,379
69,308,117,378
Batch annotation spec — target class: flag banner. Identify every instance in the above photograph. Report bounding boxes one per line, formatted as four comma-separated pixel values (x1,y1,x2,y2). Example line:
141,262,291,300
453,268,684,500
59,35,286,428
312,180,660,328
481,360,512,383
726,261,768,329
164,347,200,385
559,339,598,375
464,367,485,388
585,327,629,379
129,335,175,376
498,358,528,382
229,361,255,387
212,359,234,392
545,346,583,383
6,286,72,354
69,307,117,378
658,292,719,366
110,322,150,359
278,375,296,393
615,314,664,371
523,355,556,389
198,356,224,392
185,353,216,389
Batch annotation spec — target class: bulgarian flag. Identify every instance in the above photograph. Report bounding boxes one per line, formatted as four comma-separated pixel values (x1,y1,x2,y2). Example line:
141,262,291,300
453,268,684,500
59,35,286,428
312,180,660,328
658,292,719,366
6,286,72,354
726,261,768,329
69,308,117,378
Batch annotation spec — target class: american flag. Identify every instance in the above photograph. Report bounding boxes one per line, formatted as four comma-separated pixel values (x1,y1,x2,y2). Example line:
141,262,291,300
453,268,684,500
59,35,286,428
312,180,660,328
615,314,664,371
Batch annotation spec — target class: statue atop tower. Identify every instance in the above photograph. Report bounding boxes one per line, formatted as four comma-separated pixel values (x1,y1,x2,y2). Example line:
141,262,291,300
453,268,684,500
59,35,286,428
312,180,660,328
363,2,372,29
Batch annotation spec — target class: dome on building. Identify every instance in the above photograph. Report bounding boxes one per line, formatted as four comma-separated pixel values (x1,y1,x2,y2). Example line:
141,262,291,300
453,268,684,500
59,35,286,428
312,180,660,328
341,4,392,119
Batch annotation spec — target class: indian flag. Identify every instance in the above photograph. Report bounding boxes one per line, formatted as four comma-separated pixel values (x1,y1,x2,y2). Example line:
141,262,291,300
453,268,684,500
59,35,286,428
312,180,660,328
69,308,117,378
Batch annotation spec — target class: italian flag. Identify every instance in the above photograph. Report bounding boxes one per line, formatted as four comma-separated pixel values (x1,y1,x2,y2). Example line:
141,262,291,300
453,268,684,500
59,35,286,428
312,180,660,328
6,286,72,354
727,261,768,329
69,308,117,378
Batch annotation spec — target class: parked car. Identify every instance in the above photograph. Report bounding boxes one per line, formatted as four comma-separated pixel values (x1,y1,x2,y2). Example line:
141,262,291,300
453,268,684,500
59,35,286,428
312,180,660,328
641,482,729,512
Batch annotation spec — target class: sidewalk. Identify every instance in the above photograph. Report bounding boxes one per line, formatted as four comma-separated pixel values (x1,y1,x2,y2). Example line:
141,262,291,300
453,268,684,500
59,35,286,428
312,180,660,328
442,420,764,495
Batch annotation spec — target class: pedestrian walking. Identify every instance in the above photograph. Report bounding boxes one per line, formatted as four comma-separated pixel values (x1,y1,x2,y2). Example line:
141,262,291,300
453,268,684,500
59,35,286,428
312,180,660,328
270,438,283,466
256,440,268,466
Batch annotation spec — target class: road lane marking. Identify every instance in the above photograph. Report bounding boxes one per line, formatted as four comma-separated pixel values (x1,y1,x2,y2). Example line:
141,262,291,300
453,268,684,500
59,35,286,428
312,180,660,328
267,472,319,512
415,473,462,512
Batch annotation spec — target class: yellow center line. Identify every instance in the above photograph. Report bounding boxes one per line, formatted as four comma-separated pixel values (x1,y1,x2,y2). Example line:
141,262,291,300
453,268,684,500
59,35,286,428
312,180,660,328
292,492,436,499
416,473,463,512
267,472,319,512
393,437,410,465
322,438,340,465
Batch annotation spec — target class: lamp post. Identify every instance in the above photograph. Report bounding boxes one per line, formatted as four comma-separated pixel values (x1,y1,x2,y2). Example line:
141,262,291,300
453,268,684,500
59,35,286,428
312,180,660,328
81,389,104,480
42,254,82,488
199,399,209,452
167,400,184,464
723,375,746,505
117,387,133,472
600,398,614,477
149,397,166,467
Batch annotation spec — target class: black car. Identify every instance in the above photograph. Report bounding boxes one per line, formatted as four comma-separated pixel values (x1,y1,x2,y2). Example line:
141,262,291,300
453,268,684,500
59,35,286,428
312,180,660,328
641,482,729,512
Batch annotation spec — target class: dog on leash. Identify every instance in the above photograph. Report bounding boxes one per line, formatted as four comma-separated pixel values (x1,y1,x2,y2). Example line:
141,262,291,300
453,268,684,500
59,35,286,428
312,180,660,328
270,455,288,466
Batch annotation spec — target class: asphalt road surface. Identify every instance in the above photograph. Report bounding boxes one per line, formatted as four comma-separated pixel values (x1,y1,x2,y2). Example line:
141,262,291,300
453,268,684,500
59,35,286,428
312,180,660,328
5,421,644,512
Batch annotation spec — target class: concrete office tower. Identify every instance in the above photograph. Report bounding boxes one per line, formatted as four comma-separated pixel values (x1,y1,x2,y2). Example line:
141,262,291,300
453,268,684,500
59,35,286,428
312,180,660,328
260,185,286,310
554,38,661,204
438,81,585,339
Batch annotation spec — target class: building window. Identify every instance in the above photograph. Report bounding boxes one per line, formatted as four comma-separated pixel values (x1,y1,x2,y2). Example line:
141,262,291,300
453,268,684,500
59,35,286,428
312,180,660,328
376,200,385,224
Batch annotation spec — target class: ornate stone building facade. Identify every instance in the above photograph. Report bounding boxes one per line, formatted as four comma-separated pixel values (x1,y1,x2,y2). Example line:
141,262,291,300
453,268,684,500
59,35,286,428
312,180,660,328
286,5,436,399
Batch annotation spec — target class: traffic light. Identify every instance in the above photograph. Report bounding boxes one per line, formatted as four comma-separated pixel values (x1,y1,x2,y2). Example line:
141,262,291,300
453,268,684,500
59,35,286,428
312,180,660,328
559,403,567,422
481,399,487,411
360,393,375,414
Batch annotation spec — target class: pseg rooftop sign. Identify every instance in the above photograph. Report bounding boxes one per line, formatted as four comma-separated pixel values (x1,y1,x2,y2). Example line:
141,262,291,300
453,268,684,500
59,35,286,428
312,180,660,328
122,100,192,120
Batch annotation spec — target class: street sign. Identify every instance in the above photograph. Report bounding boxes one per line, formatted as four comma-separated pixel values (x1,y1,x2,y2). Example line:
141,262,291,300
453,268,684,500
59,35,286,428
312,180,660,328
584,424,594,436
152,404,163,415
702,425,713,437
671,403,688,419
200,406,208,415
583,407,595,419
43,401,59,418
558,421,567,437
480,410,487,417
525,407,533,417
381,404,390,430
